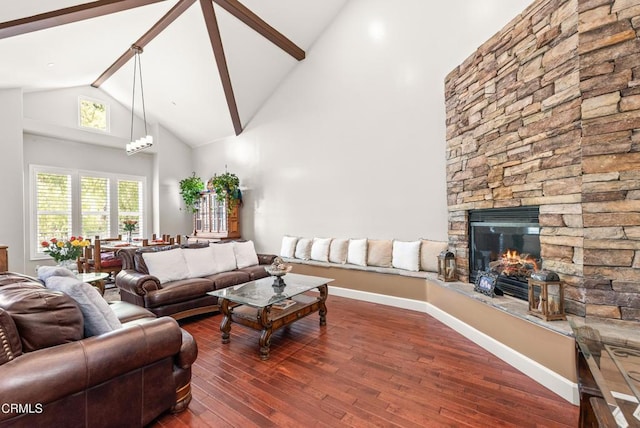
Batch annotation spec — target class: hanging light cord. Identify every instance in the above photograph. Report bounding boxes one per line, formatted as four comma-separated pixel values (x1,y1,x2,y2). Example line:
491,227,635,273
138,50,148,136
126,45,152,155
129,47,138,143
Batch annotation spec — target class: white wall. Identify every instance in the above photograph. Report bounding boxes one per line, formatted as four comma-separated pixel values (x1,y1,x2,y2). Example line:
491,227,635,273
10,86,194,273
23,86,147,149
193,0,533,254
154,123,195,238
22,134,154,274
0,89,25,272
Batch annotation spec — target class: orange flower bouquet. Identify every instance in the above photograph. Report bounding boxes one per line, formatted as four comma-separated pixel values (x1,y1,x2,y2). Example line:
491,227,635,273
41,236,90,263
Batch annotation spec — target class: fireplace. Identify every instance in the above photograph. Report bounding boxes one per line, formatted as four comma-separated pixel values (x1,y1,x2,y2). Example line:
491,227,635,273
469,207,540,301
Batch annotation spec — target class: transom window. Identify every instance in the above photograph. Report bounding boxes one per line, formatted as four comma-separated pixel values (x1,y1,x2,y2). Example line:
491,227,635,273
30,165,146,259
78,97,109,132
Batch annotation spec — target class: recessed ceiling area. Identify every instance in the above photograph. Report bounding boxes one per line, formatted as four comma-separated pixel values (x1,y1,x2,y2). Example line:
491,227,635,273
0,0,348,146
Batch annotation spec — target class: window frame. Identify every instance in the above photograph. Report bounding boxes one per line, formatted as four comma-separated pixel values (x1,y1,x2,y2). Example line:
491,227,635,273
78,96,111,133
29,164,147,260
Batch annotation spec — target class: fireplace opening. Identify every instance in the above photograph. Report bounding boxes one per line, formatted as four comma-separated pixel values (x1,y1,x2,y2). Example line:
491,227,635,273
469,206,540,300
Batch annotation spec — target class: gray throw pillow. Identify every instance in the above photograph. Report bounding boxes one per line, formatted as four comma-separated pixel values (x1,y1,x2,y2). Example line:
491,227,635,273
45,276,122,337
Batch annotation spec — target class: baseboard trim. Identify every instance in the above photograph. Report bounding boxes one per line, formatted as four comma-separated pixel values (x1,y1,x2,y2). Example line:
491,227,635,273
327,285,579,405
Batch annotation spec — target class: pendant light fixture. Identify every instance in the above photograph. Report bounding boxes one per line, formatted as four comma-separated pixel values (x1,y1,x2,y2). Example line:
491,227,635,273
126,45,153,155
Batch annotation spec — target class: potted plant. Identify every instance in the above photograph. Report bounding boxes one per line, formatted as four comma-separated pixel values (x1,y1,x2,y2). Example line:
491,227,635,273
179,172,205,213
207,171,242,214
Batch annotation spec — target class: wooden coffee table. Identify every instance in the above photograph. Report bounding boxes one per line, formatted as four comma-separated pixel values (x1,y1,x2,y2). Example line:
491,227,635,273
208,273,333,360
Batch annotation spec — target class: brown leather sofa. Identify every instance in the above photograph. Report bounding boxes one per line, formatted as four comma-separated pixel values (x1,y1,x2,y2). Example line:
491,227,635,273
116,244,276,320
0,272,197,428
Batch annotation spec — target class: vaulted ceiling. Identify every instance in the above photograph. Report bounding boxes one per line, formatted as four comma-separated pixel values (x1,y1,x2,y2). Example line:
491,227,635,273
0,0,347,146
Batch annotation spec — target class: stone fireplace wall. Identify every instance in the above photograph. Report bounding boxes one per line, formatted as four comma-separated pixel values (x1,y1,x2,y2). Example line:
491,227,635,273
445,0,640,321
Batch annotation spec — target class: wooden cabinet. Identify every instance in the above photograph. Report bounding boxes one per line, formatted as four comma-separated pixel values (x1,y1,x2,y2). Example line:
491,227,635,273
0,245,7,272
193,193,240,240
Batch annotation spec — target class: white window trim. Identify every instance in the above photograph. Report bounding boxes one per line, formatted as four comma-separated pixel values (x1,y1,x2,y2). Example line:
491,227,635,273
78,96,111,134
29,164,147,261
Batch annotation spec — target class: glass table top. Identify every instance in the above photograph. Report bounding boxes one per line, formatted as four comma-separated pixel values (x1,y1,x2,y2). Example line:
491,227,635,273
208,273,333,308
571,320,640,427
77,272,110,282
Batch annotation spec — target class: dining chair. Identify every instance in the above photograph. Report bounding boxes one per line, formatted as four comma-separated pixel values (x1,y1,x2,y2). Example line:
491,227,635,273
79,236,123,280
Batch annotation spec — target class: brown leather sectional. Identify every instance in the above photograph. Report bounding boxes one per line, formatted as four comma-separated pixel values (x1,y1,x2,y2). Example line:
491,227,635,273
116,244,276,319
0,272,197,427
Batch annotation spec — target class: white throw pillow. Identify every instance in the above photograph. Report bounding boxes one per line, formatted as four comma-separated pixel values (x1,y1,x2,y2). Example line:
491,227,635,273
234,240,259,269
347,238,368,266
142,248,190,284
294,238,313,260
45,276,122,337
280,236,298,258
329,238,349,264
420,240,449,272
311,238,332,262
183,246,219,277
392,240,421,271
210,243,238,273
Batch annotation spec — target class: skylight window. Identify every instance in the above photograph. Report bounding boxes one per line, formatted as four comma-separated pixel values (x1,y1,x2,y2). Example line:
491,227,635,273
79,97,109,132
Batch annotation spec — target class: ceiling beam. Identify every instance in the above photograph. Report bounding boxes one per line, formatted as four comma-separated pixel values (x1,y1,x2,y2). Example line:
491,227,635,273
92,0,196,87
200,0,242,135
212,0,305,61
0,0,167,40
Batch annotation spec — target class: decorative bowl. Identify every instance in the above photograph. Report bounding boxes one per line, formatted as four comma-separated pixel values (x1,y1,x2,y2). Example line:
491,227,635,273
264,265,292,277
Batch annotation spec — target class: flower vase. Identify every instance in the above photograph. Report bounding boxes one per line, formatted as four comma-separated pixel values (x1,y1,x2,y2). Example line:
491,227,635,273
58,259,78,274
127,230,133,243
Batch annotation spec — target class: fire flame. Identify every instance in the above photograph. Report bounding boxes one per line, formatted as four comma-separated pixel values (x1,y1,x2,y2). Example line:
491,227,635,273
495,249,539,277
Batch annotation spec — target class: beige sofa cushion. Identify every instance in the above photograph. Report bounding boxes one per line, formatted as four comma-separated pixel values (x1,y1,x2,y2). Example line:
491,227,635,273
367,239,393,268
329,238,349,264
420,240,449,272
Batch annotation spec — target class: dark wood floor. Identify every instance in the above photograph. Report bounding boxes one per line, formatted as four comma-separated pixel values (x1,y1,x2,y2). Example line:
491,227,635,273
151,294,578,427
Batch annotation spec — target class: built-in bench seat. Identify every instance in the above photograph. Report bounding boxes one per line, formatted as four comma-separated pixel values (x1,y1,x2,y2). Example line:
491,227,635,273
283,257,437,279
279,235,578,405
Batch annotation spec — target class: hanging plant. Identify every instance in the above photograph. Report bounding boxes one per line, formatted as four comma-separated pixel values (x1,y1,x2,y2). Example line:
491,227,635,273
207,172,242,214
179,172,205,213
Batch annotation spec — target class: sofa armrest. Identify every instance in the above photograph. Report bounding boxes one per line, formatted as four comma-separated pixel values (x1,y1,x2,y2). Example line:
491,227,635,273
175,329,198,369
258,254,277,265
0,317,182,412
115,269,161,296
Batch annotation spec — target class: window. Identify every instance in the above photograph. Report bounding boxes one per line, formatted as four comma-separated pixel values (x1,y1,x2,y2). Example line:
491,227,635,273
81,176,110,238
35,170,72,243
31,165,146,259
118,180,144,235
79,97,109,132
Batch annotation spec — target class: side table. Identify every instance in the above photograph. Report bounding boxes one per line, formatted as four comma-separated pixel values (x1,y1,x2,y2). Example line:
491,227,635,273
77,272,110,296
